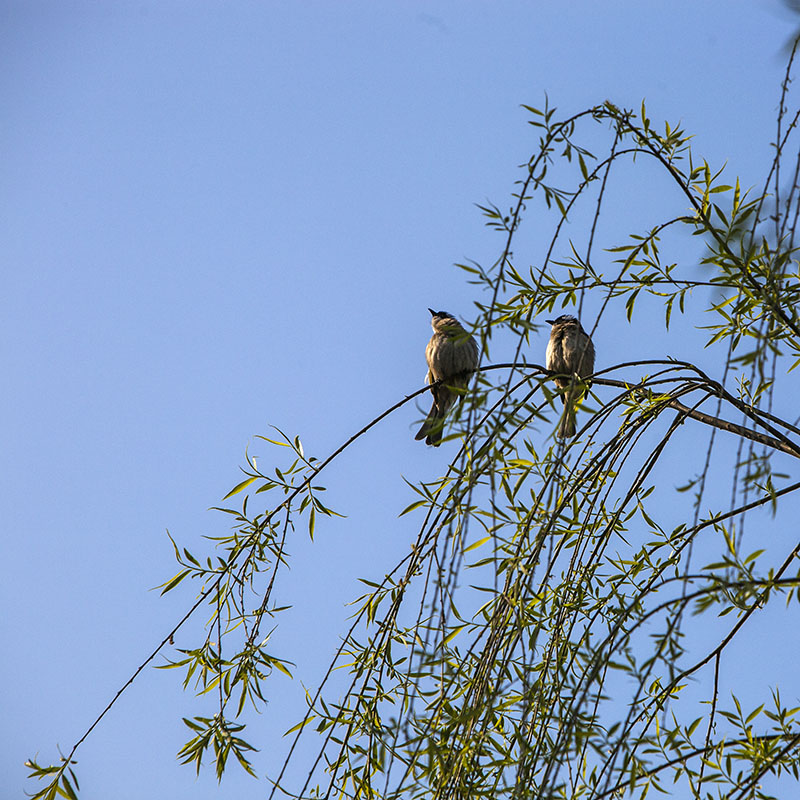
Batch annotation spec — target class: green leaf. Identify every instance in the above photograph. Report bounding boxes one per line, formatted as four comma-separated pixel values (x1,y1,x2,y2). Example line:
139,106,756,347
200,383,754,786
272,659,294,678
222,476,258,500
160,569,191,595
464,536,491,553
399,499,428,517
442,625,465,646
284,715,315,736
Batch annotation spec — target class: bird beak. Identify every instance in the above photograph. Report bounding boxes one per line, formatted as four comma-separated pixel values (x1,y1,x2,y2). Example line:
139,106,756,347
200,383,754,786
545,319,555,325
428,308,436,316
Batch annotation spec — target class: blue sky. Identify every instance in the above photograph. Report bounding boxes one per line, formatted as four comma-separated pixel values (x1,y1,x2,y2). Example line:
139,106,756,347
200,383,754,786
3,2,798,797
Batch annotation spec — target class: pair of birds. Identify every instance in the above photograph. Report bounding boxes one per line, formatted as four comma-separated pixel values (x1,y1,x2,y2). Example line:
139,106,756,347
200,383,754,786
415,309,596,445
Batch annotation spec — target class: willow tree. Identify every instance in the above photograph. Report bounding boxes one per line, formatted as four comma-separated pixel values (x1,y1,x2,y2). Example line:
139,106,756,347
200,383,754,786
29,53,800,800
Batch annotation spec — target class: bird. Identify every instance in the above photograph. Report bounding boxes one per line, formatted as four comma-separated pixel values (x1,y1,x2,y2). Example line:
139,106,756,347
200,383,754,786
415,308,479,446
545,314,595,438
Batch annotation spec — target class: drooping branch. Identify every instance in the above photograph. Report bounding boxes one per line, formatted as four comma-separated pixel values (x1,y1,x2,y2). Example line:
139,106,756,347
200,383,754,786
478,361,800,458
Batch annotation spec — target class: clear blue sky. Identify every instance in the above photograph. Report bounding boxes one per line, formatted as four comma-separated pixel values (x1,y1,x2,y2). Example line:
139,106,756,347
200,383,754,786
3,2,797,797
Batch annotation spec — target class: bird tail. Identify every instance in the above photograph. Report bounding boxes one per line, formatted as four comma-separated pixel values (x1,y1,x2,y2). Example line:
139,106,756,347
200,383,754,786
557,401,577,439
415,402,444,446
555,382,585,439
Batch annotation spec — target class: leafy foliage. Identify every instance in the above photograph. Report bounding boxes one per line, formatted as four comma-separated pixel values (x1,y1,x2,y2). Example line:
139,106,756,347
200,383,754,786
28,46,800,800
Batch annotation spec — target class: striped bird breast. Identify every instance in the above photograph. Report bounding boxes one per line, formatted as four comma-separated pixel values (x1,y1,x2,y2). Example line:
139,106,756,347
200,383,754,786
427,331,479,383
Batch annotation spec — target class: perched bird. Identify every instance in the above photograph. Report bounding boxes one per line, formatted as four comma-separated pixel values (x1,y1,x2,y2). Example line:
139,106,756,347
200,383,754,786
415,308,479,446
545,314,596,438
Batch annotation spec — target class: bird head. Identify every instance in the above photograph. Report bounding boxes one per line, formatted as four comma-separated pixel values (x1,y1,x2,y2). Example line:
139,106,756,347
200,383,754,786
546,314,580,326
428,308,461,333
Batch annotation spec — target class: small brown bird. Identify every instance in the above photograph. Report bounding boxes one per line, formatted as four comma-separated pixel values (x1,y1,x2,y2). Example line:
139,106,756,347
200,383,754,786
545,315,595,438
415,308,479,446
